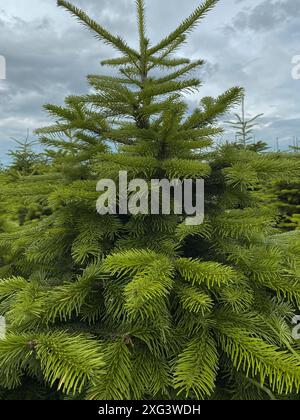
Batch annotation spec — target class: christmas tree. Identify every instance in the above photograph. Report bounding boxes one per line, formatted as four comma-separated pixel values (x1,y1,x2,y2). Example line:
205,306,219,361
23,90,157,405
1,0,300,400
226,94,264,149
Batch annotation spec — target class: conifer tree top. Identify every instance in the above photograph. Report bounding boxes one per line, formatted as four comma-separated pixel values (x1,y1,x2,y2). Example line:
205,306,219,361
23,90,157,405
57,0,219,62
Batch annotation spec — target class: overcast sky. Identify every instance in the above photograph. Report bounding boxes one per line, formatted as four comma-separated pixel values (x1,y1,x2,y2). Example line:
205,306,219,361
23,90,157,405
0,0,300,163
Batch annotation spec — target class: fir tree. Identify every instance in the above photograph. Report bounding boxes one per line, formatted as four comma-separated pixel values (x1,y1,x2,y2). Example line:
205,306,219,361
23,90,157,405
5,132,52,226
0,0,300,401
226,94,264,149
8,130,45,176
270,152,300,231
247,141,269,153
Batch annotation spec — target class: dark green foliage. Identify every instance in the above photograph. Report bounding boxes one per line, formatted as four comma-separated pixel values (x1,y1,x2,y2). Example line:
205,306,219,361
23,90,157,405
272,153,300,230
262,152,300,231
275,180,300,230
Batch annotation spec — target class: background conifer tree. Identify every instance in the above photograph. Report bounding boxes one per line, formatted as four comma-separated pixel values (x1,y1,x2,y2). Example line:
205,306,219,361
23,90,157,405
269,152,300,231
226,95,264,149
8,130,43,175
0,0,300,401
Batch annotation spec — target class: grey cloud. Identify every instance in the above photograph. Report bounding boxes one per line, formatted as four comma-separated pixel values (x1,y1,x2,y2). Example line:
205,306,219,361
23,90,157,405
233,0,300,32
0,0,299,164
